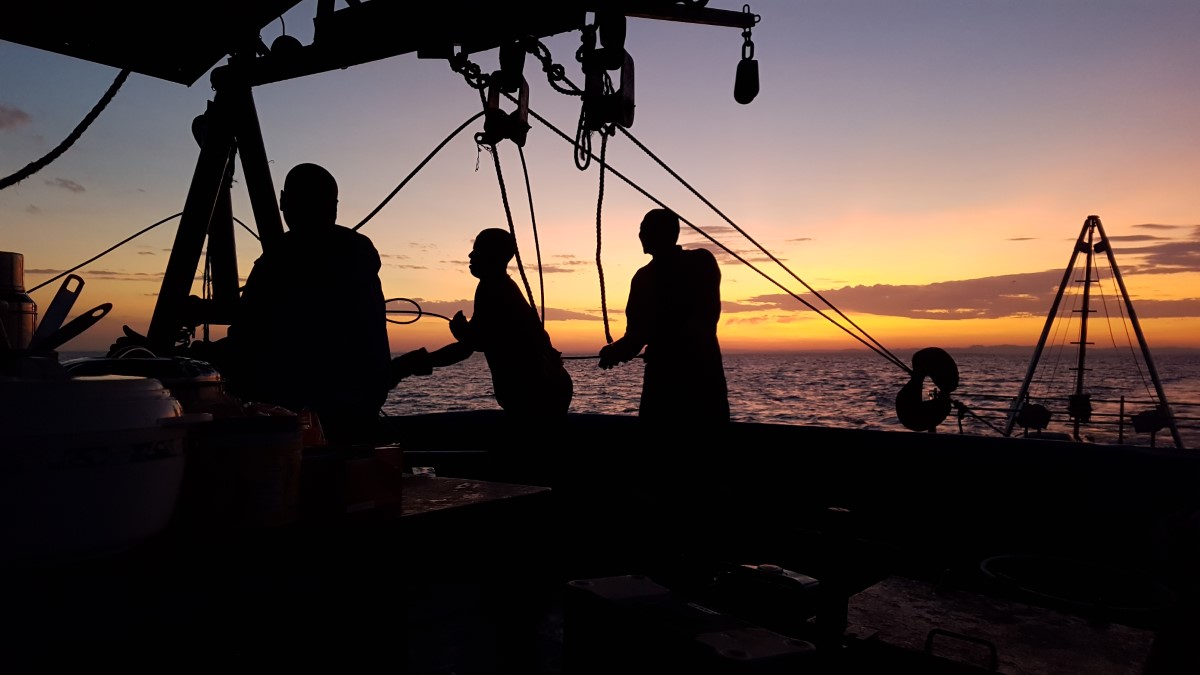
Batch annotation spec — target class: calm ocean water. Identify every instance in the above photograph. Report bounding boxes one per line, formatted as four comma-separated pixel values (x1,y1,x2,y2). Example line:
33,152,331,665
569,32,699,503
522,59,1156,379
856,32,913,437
383,349,1200,449
60,348,1200,448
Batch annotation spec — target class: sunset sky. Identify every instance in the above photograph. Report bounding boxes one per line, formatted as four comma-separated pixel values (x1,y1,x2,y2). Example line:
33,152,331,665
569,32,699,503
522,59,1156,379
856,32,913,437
2,0,1197,359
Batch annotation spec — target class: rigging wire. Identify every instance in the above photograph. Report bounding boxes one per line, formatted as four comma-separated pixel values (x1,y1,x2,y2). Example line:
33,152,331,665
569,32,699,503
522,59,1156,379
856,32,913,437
1098,260,1157,401
29,212,257,297
517,145,548,325
1,69,131,191
28,212,182,293
353,111,486,232
233,216,261,240
521,102,913,375
506,52,908,372
615,126,908,371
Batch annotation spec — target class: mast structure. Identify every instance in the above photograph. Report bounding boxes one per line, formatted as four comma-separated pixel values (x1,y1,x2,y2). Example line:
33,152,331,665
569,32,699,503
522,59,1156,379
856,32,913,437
1004,215,1183,448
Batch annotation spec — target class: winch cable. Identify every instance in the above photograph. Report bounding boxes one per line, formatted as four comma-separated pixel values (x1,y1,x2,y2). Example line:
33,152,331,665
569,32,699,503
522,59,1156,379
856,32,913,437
616,125,908,372
31,212,259,297
29,212,182,293
521,101,912,375
353,111,486,232
508,48,910,373
0,69,130,191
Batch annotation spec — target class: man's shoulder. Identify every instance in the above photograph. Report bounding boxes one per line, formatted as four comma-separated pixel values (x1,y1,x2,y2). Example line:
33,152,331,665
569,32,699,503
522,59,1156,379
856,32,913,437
296,225,380,258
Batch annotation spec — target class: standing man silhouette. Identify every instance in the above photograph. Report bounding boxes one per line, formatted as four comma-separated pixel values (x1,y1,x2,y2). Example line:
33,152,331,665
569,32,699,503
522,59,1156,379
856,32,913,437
227,162,391,445
598,208,729,427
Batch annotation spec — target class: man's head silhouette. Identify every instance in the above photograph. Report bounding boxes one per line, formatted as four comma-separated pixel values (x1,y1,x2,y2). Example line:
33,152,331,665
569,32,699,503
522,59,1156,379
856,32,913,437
639,208,680,256
469,228,516,278
280,163,338,233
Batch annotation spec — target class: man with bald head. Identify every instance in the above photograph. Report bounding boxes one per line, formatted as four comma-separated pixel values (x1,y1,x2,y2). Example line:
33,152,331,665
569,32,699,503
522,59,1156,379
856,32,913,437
410,228,573,421
227,163,391,445
599,208,729,428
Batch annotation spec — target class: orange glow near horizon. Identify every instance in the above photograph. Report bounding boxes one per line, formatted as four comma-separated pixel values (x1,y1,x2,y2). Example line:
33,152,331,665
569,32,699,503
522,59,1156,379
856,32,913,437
6,1,1199,356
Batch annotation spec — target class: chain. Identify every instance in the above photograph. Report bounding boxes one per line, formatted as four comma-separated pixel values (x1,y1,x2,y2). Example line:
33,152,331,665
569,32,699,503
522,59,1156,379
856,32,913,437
448,51,491,91
524,37,582,97
741,4,757,60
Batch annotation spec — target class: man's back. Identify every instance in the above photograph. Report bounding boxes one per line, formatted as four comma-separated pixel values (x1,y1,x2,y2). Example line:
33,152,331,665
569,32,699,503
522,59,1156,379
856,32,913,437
231,224,391,439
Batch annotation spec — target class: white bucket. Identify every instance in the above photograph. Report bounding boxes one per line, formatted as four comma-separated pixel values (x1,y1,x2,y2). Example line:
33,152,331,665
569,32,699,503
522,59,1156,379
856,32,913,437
0,375,204,563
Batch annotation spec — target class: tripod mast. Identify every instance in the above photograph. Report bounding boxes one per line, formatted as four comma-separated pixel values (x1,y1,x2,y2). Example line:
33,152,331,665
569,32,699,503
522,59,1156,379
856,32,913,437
1004,215,1183,448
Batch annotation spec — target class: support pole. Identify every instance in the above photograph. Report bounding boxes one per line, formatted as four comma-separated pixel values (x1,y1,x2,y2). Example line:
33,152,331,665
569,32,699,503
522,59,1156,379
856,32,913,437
1092,216,1184,449
147,89,236,352
147,60,283,351
1004,218,1091,437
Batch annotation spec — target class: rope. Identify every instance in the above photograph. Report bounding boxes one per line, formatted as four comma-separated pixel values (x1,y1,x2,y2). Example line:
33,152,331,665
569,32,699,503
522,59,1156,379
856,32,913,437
522,103,912,375
1,69,131,191
28,212,182,293
505,47,908,372
233,216,261,240
385,297,451,325
616,126,908,373
354,111,485,231
595,128,615,345
486,144,538,312
517,145,547,325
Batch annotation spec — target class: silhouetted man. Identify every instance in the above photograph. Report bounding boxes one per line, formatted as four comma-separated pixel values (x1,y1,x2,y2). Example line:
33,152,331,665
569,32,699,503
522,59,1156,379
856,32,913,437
414,228,573,420
227,163,391,445
598,208,729,427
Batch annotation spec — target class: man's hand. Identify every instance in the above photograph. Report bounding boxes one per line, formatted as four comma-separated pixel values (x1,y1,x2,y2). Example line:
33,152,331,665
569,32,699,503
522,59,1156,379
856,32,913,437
389,348,433,388
108,325,156,358
598,343,619,370
448,310,468,342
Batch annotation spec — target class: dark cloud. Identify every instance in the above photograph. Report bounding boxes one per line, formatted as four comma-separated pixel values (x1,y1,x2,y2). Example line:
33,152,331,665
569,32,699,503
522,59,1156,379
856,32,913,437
1107,234,1170,243
25,269,162,283
745,264,1200,321
722,300,774,314
0,105,31,129
548,256,594,268
729,227,1200,320
1110,229,1200,273
1007,237,1036,242
137,251,156,256
25,205,40,214
1133,223,1185,232
44,178,85,193
706,243,786,267
544,307,601,321
529,264,575,274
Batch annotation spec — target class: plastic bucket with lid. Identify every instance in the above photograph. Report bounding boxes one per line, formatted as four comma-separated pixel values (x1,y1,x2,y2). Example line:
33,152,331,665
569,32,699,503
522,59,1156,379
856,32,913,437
0,375,202,563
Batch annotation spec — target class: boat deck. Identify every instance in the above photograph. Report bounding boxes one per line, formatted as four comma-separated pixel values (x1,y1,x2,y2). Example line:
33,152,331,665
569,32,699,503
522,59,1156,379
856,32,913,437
4,414,1199,674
